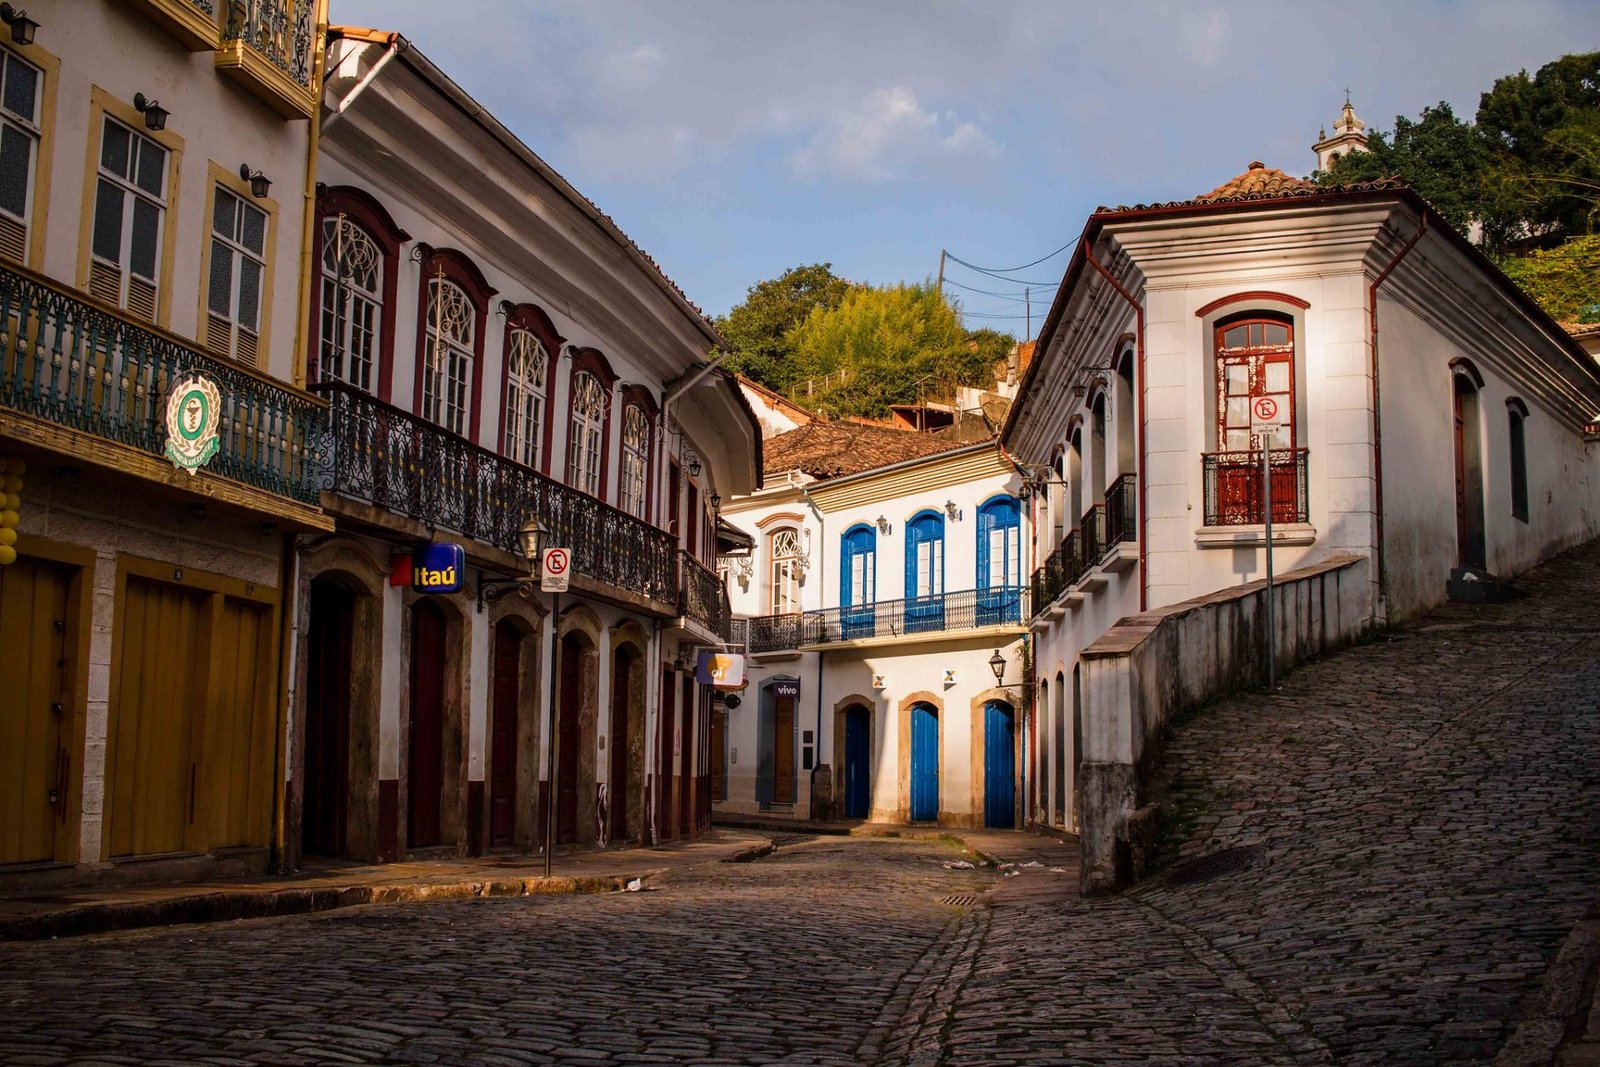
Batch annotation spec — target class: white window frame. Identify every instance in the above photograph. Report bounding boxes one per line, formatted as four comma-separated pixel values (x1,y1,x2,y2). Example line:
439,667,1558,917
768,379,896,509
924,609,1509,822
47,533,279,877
0,49,41,258
769,527,803,615
319,215,382,391
207,185,268,362
569,370,606,496
504,327,548,468
422,278,474,436
619,404,649,517
89,116,168,315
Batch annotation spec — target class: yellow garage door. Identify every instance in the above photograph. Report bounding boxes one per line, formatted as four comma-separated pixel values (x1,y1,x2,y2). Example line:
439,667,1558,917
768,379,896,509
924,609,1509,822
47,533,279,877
199,597,275,849
0,556,73,865
108,576,207,858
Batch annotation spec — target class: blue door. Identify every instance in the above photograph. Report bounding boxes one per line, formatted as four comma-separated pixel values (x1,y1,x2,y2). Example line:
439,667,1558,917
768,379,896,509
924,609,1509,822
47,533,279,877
905,511,945,633
843,706,870,819
984,701,1016,828
841,525,877,639
910,703,939,821
977,496,1022,626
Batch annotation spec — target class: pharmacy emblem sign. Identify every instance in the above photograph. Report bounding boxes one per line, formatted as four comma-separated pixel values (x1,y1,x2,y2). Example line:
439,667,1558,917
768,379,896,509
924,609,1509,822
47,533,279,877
165,374,222,474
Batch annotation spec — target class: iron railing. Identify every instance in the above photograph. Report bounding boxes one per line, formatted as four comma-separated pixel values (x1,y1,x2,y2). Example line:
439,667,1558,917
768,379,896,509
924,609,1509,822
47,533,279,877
1079,503,1105,569
746,612,803,654
1202,448,1309,526
679,551,731,640
0,262,325,503
314,381,676,604
1104,473,1136,551
224,0,314,88
727,617,750,652
1030,529,1084,609
797,586,1028,646
190,0,216,14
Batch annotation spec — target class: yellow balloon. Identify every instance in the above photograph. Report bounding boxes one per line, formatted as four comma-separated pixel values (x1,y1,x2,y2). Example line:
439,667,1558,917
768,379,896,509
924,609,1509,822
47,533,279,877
0,527,14,546
0,510,17,528
0,458,16,475
0,475,19,494
3,493,16,510
0,545,15,565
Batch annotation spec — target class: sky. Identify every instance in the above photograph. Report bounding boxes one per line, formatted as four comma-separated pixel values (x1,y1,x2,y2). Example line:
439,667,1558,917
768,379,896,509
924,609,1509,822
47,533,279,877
330,0,1600,335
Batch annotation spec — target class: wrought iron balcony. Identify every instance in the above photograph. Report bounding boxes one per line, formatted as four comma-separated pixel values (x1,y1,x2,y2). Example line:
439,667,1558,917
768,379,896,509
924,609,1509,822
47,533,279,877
1104,473,1137,550
216,0,316,118
122,0,220,50
0,261,325,505
1079,503,1105,569
746,612,804,654
727,617,750,652
797,586,1028,647
1203,448,1309,526
1030,529,1083,610
314,381,676,605
678,551,731,640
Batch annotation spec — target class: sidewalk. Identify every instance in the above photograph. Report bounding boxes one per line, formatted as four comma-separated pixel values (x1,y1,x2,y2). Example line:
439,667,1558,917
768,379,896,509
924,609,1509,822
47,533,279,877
0,829,773,943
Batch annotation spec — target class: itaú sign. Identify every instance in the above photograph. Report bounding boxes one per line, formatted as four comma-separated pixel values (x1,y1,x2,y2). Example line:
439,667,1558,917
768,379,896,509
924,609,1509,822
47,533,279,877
412,542,466,594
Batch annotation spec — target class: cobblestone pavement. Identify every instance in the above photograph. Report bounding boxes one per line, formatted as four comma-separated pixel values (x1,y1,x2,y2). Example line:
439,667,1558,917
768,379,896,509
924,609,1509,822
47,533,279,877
901,542,1600,1065
4,544,1600,1065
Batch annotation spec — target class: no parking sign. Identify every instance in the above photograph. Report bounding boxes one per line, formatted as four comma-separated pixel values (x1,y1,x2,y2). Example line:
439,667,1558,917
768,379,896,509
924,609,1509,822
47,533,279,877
541,547,570,592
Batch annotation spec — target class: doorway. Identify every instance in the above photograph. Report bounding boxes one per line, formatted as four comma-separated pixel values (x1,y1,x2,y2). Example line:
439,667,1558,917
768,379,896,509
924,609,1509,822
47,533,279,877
556,631,586,845
910,702,939,822
0,555,74,865
407,599,447,849
1454,373,1487,568
609,645,636,843
303,579,354,857
842,705,870,819
488,618,523,850
983,701,1016,828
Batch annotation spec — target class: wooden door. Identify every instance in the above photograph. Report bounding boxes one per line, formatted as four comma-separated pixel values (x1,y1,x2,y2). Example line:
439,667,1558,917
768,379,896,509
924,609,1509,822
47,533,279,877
109,576,206,857
843,706,869,820
303,581,353,856
910,704,939,822
609,649,631,842
0,556,73,865
1454,382,1470,565
200,597,274,849
678,676,694,836
489,620,519,849
983,702,1016,829
407,600,446,849
709,700,725,804
556,633,582,844
773,694,795,804
657,666,675,839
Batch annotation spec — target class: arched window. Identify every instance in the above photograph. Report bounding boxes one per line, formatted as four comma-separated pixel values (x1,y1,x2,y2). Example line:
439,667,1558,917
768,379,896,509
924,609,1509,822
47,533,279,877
318,215,382,390
1209,312,1299,525
905,511,945,632
421,279,474,434
977,496,1021,625
503,327,547,468
840,525,877,639
1508,401,1529,523
569,370,607,496
620,405,650,517
769,527,803,614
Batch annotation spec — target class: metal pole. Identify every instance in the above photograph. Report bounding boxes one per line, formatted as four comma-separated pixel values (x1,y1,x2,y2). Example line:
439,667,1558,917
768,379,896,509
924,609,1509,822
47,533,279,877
543,589,560,878
1263,443,1275,691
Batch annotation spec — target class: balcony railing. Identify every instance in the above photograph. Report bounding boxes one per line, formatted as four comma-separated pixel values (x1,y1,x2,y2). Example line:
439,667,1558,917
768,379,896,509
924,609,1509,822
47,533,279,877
1030,529,1084,609
1079,503,1105,569
0,261,324,504
224,0,313,88
747,612,803,654
314,381,676,604
727,617,750,652
679,551,731,640
1203,448,1309,526
1105,473,1136,549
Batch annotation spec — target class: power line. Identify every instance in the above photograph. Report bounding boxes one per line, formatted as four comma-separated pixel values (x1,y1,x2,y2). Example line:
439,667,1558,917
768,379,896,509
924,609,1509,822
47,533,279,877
944,239,1076,274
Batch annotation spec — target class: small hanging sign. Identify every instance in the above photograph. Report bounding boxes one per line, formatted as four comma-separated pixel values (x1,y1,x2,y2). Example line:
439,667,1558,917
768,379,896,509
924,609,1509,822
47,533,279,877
412,542,465,594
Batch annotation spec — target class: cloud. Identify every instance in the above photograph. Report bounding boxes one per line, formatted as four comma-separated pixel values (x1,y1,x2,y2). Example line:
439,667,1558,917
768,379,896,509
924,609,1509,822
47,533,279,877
790,87,1001,183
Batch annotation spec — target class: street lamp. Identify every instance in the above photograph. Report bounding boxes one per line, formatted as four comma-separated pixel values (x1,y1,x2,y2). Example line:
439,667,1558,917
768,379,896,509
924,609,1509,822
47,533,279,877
516,517,543,571
989,649,1007,687
0,4,39,45
476,517,548,610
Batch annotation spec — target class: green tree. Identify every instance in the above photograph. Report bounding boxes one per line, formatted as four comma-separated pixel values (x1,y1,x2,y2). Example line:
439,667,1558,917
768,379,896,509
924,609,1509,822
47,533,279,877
713,263,856,391
1499,234,1600,322
1317,102,1493,237
1477,52,1600,243
785,284,1010,418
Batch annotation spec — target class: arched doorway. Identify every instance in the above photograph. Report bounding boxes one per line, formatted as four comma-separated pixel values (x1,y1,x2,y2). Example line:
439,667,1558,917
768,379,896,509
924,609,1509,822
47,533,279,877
1454,372,1486,568
555,630,588,845
983,701,1016,828
488,617,528,850
303,577,355,856
910,702,939,822
609,643,645,844
1071,664,1083,832
407,599,448,849
842,705,870,819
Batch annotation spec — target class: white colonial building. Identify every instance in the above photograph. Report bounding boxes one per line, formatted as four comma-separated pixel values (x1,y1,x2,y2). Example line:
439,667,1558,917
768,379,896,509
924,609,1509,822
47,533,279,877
1005,160,1600,883
717,416,1031,829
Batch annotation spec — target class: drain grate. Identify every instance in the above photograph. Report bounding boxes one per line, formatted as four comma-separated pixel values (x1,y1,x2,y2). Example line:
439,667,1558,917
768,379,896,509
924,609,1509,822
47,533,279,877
940,893,980,907
1164,844,1266,887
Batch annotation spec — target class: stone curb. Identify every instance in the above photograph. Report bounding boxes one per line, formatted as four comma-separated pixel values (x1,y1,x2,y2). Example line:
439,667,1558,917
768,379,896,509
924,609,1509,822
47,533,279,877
1496,899,1600,1066
0,874,631,943
720,841,777,863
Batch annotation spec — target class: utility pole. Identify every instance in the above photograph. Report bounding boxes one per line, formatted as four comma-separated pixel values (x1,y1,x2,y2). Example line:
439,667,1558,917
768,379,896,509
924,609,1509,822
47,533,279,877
1025,287,1031,341
936,249,946,296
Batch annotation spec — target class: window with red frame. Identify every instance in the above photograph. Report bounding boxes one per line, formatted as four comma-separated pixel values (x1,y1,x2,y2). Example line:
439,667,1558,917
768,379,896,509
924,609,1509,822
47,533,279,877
619,405,649,517
422,278,474,435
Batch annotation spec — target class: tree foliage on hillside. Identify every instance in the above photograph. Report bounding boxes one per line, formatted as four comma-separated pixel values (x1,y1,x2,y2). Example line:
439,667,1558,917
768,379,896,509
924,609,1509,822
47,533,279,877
1316,52,1600,320
715,265,1015,418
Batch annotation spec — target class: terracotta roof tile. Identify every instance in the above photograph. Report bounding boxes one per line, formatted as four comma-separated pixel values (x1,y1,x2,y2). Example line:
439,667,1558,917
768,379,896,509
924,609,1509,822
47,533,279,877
1196,161,1318,202
763,421,974,480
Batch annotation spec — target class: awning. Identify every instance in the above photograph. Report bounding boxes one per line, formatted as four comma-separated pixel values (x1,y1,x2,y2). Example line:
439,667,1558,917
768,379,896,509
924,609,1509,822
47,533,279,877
716,517,754,557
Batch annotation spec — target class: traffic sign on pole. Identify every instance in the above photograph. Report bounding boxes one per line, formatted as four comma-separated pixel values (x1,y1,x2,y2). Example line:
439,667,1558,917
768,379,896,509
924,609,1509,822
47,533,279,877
541,546,570,592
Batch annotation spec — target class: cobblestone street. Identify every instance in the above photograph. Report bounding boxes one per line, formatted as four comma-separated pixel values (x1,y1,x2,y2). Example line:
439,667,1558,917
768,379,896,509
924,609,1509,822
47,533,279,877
4,543,1600,1065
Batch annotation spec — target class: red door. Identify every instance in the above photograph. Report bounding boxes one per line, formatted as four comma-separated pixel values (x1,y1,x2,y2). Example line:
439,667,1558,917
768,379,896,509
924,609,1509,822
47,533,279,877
489,620,519,849
610,650,631,842
657,666,675,839
556,633,582,844
303,580,354,857
678,676,694,837
408,601,446,849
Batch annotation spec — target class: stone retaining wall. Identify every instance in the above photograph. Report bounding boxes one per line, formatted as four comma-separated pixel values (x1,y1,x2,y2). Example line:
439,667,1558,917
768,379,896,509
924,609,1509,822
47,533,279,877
1077,554,1373,893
